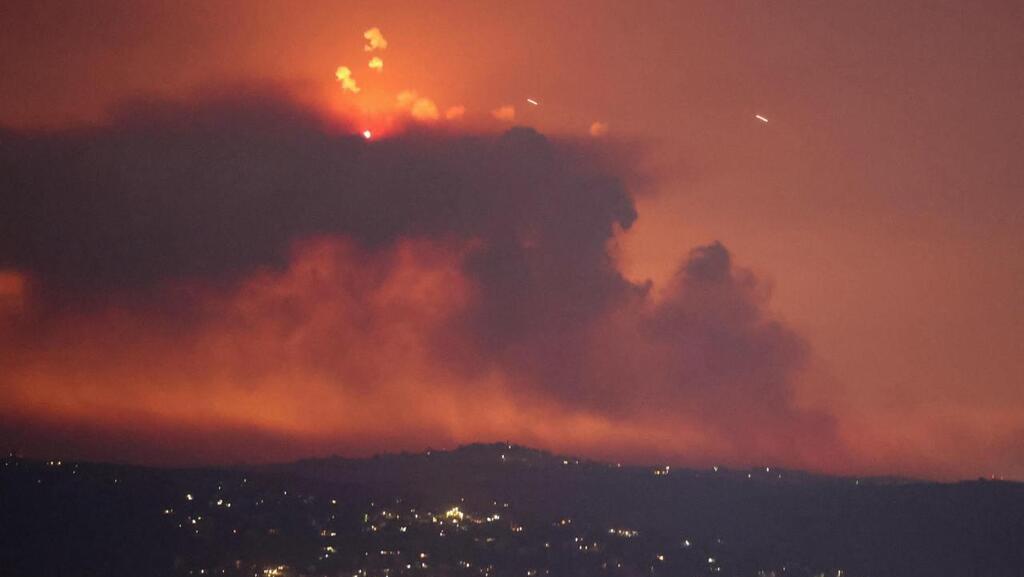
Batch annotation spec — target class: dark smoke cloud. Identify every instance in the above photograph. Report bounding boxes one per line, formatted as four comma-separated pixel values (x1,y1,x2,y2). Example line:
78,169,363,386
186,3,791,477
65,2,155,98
0,89,843,466
2,91,635,322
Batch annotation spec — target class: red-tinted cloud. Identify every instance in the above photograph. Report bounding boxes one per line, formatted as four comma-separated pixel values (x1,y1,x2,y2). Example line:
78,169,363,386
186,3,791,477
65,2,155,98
0,92,848,471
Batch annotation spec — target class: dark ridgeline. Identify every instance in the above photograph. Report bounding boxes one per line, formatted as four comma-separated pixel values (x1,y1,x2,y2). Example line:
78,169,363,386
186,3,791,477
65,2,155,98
1,444,1021,577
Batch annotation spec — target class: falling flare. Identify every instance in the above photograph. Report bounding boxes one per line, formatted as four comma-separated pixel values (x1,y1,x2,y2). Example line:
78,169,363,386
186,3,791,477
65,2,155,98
364,27,388,52
589,121,609,137
368,57,383,72
526,98,539,106
755,114,769,123
335,66,360,94
362,130,372,140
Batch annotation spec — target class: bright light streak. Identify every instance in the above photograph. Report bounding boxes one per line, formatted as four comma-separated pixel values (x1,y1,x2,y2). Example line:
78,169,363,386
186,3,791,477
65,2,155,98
755,114,769,123
526,98,539,106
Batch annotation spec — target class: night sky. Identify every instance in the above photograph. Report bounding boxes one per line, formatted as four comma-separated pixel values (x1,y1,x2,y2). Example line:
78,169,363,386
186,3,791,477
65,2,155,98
1,0,1021,480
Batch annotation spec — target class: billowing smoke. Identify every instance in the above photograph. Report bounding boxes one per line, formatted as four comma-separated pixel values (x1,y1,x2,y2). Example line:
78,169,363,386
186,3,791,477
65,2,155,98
0,89,844,468
397,90,440,121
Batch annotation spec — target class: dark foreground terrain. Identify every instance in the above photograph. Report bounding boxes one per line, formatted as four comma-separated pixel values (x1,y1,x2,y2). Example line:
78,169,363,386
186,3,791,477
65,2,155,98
1,444,1021,577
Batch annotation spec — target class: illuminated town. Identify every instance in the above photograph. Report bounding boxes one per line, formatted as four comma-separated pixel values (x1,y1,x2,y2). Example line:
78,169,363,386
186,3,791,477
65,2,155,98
3,444,1021,577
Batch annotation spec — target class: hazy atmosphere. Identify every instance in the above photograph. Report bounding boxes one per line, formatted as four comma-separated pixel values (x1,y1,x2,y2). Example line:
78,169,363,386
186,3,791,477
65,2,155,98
2,0,1022,481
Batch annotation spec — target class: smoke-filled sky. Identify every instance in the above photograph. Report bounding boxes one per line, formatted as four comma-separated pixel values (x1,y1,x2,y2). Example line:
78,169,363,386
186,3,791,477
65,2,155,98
1,0,1021,480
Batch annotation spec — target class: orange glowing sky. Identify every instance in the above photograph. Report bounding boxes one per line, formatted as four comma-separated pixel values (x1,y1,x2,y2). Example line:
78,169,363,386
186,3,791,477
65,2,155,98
1,0,1022,480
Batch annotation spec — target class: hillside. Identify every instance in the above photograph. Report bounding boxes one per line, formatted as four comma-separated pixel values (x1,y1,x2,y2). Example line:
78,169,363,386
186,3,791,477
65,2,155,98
2,445,1022,577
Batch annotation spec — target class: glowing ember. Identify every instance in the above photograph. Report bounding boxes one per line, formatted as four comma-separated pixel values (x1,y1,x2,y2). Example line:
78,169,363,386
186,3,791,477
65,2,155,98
335,66,360,94
364,27,388,52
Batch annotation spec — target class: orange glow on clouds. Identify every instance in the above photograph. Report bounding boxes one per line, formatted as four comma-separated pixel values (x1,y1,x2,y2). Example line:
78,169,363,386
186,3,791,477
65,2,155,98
397,90,440,121
445,105,466,120
0,270,28,316
2,238,472,457
1,4,1021,481
0,238,732,467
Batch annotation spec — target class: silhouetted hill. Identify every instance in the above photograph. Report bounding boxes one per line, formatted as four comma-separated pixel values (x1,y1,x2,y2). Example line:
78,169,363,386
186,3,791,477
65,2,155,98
2,446,1022,577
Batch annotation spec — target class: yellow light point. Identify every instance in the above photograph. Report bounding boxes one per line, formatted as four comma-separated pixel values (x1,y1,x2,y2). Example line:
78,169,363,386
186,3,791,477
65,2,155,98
364,27,388,52
444,506,464,521
368,57,383,72
335,66,360,94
